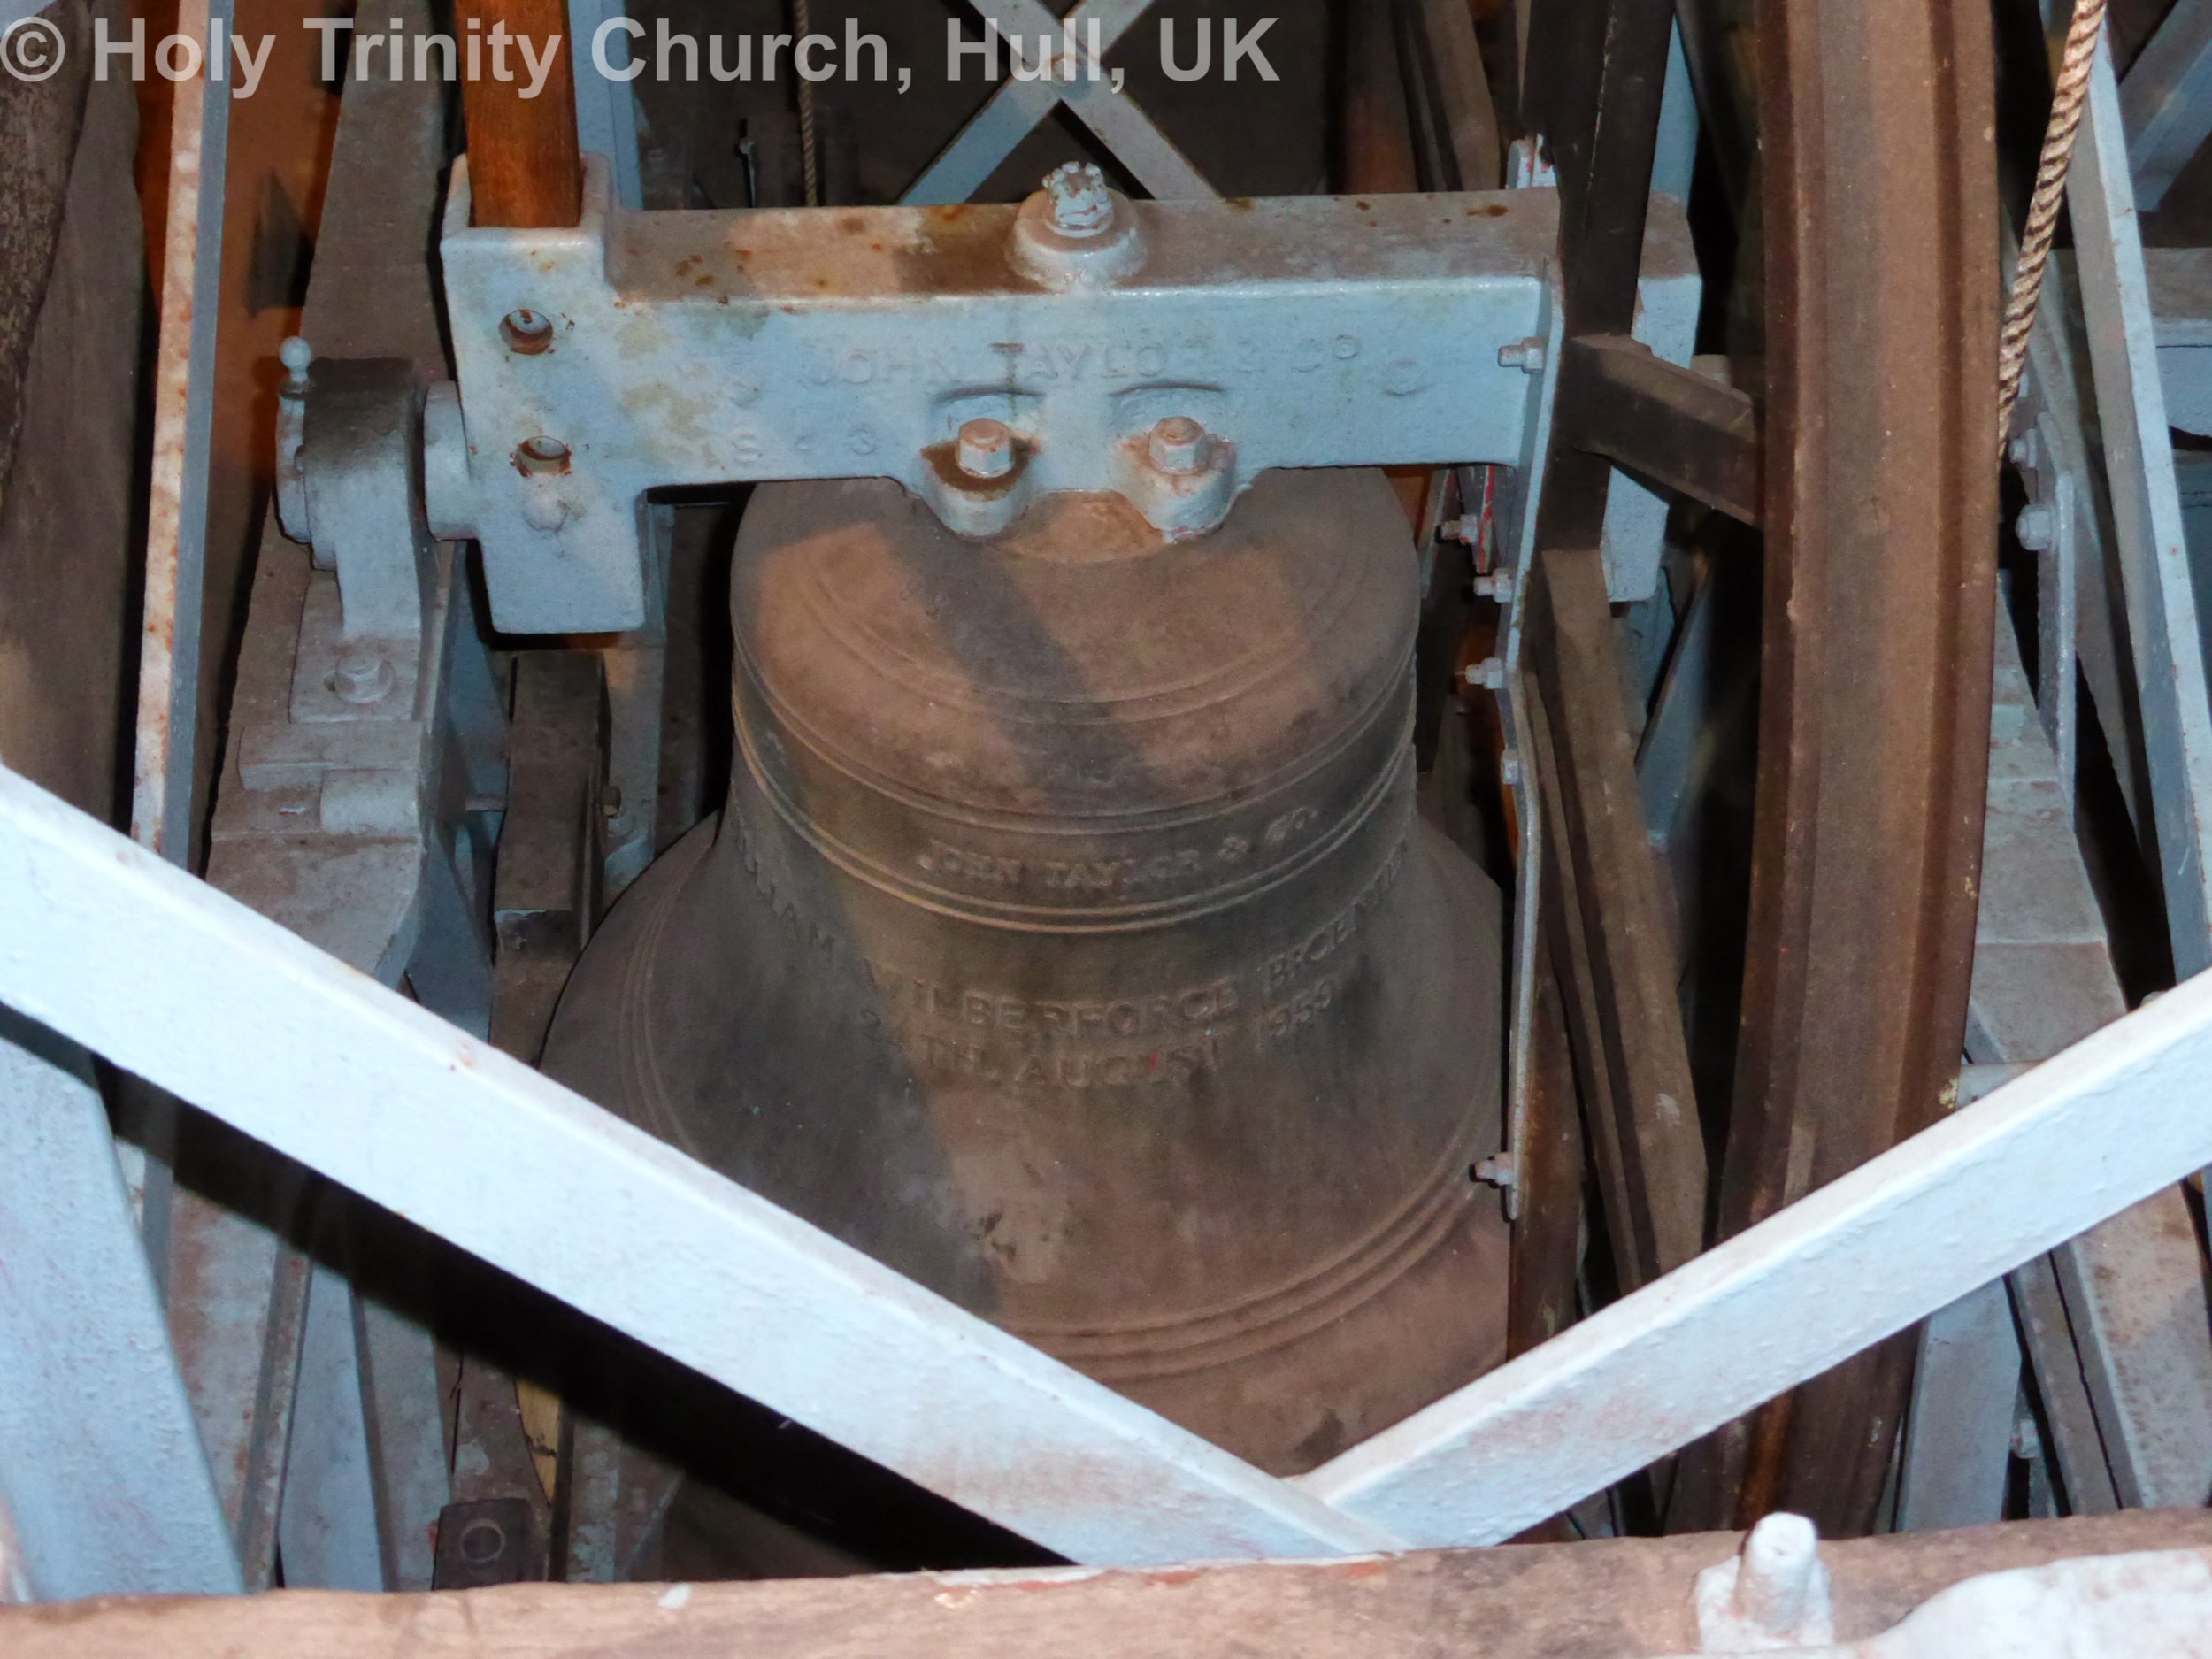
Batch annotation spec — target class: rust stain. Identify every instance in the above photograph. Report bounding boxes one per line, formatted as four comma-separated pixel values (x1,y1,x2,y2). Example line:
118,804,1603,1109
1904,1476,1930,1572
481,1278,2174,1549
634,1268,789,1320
1321,1558,1391,1579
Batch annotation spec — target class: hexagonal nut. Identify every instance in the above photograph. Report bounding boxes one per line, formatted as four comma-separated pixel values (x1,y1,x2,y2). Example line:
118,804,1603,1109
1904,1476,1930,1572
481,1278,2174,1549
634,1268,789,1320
1043,162,1116,236
1147,416,1210,476
956,418,1018,480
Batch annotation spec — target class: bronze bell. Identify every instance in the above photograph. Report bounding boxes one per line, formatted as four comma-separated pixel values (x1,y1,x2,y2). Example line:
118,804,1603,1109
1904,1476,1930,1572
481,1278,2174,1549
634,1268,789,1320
544,467,1509,1474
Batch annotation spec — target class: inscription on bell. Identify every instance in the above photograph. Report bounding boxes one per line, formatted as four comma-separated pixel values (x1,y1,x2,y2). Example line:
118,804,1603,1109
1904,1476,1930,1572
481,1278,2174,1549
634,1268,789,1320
864,964,1242,1045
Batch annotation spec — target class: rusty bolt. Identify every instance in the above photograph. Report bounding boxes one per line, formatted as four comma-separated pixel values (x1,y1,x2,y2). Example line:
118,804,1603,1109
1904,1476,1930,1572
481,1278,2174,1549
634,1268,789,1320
330,651,396,706
1044,163,1115,236
2015,503,2057,552
1499,337,1547,374
516,435,571,477
501,309,556,355
1148,416,1209,476
956,419,1017,480
280,335,313,394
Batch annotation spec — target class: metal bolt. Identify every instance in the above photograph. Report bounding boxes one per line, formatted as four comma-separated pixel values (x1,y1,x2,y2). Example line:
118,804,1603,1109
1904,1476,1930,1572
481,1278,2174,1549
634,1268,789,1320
1500,750,1522,788
1475,570,1517,603
1463,656,1507,692
1731,1514,1824,1635
1441,514,1482,545
280,335,313,393
1043,162,1115,236
522,494,571,534
501,309,555,355
330,651,396,706
516,435,571,477
2015,502,2057,551
2008,429,2039,470
1148,416,1209,476
1472,1152,1518,1191
956,418,1017,480
458,1517,508,1564
1499,336,1548,374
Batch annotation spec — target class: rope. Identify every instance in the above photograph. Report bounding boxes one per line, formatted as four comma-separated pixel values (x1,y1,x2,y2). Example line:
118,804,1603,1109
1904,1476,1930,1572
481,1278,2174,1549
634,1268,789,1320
794,0,821,205
1998,0,2108,457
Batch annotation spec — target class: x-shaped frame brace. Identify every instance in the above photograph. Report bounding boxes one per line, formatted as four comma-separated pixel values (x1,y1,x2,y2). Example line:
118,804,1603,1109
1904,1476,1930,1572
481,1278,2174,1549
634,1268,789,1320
903,0,1217,204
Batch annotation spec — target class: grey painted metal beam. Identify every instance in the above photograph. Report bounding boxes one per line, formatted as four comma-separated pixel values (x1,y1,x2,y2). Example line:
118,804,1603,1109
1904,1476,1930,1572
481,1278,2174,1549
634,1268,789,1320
903,0,1212,204
2123,0,2212,212
1898,1281,2019,1532
1297,960,2212,1543
567,0,643,210
2072,38,2212,978
0,765,1390,1568
277,1261,388,1590
10,749,2212,1556
0,1010,240,1598
1968,620,2212,1515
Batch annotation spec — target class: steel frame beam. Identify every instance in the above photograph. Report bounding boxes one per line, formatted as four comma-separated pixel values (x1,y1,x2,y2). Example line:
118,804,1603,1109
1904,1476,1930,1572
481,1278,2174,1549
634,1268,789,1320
902,0,1212,206
2122,0,2212,212
0,1011,240,1597
566,0,642,210
2074,33,2212,978
9,757,2212,1566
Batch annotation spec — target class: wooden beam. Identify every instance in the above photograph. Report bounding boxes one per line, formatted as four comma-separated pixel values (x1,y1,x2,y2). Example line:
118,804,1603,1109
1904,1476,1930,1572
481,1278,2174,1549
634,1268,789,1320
455,2,582,227
1559,334,1762,525
1506,939,1586,1360
7,1516,2209,1659
1524,548,1709,1293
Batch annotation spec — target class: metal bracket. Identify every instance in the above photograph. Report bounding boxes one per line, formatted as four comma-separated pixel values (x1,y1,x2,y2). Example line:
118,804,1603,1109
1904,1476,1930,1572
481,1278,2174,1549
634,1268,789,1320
431,157,1570,633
